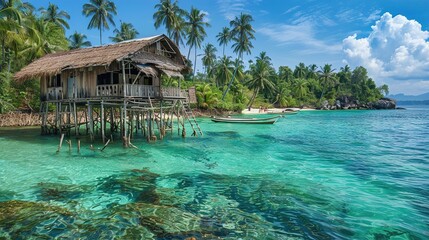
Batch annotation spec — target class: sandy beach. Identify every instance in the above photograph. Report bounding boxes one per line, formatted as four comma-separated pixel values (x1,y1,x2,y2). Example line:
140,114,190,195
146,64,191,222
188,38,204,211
241,107,316,114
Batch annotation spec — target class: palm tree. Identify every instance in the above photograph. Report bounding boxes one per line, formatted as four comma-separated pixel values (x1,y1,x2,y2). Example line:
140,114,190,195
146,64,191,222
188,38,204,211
22,18,68,60
109,21,139,42
214,56,234,87
230,13,255,59
292,78,308,100
196,83,218,109
222,13,255,99
153,0,186,46
318,64,336,101
39,3,70,30
82,0,117,45
216,27,231,56
293,62,307,79
256,51,271,65
185,7,210,77
246,58,275,108
0,0,32,70
273,82,291,107
307,64,318,79
68,31,91,49
201,43,216,78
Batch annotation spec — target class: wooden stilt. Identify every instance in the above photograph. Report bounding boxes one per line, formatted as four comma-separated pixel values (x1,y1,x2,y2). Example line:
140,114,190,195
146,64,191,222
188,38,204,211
56,133,65,153
101,139,110,151
77,138,81,153
110,107,115,133
73,101,78,136
55,102,59,134
87,101,94,142
68,101,72,136
66,139,72,152
130,110,134,140
101,101,105,143
122,101,129,148
142,111,146,137
59,102,62,134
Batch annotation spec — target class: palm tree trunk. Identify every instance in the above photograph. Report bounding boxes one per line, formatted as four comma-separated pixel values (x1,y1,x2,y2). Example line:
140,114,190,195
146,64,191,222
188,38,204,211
100,28,102,45
222,44,225,56
247,88,259,108
187,45,192,64
193,45,197,80
1,39,5,72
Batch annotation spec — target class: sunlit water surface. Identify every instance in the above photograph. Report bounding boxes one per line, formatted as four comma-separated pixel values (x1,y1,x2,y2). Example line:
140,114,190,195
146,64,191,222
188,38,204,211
1,106,428,239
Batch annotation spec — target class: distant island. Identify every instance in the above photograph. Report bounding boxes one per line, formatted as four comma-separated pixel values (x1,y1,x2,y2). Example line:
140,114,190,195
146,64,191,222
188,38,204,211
389,93,429,105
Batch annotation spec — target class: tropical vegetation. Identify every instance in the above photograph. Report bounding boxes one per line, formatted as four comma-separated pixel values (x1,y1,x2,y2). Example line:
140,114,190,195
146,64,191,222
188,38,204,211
0,0,389,115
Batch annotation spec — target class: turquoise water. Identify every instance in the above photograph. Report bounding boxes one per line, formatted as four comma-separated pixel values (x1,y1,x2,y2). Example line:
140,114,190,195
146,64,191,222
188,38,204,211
1,107,428,239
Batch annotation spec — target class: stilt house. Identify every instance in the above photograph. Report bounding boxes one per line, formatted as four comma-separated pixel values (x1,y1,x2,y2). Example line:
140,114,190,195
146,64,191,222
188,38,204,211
14,35,201,144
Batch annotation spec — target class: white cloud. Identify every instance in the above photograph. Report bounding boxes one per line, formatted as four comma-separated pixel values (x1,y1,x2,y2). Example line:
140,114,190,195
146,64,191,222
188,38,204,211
201,10,210,23
258,22,342,54
217,0,247,20
217,0,260,20
343,12,429,94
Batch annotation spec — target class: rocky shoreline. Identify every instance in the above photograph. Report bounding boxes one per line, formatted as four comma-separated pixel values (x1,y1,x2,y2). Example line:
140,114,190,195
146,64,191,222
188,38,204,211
320,97,397,110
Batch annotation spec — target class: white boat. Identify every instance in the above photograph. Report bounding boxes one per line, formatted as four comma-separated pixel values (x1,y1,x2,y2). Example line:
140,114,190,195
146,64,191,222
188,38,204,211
211,115,281,124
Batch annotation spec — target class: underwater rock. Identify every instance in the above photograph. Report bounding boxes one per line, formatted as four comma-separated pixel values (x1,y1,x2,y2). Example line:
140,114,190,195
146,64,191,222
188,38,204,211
0,200,74,239
36,182,94,201
112,202,201,237
97,168,160,203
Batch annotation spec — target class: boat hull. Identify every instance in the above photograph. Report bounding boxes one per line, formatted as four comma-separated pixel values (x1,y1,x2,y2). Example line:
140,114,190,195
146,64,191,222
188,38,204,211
211,116,280,124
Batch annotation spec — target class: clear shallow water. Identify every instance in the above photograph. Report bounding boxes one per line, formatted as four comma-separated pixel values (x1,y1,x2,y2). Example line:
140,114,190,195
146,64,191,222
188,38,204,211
0,107,428,239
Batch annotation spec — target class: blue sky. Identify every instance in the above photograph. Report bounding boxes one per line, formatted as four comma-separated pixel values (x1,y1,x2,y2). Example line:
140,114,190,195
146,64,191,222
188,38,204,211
29,0,429,95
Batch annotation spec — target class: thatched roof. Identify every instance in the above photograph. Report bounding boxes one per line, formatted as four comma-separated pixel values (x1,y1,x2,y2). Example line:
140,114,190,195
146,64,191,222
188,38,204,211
14,34,186,81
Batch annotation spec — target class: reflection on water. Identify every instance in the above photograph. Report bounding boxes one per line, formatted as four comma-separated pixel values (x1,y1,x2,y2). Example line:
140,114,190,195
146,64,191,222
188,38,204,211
1,107,429,239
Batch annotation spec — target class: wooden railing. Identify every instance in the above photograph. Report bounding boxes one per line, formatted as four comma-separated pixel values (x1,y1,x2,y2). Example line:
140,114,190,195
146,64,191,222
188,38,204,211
47,87,63,100
97,84,123,97
125,84,158,98
162,87,185,98
96,84,185,98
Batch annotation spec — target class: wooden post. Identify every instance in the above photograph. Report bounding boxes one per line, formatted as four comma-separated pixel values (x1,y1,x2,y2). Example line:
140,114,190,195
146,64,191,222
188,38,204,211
120,105,124,136
59,102,62,134
160,101,164,139
56,133,65,153
101,101,105,143
142,111,146,137
135,111,139,135
87,101,94,142
68,102,72,136
101,139,110,151
121,103,129,148
73,101,78,136
66,139,72,152
110,107,115,133
77,138,81,153
55,102,59,134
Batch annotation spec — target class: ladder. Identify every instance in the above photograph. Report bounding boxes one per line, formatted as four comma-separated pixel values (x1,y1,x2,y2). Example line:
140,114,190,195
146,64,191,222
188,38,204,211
180,99,203,136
